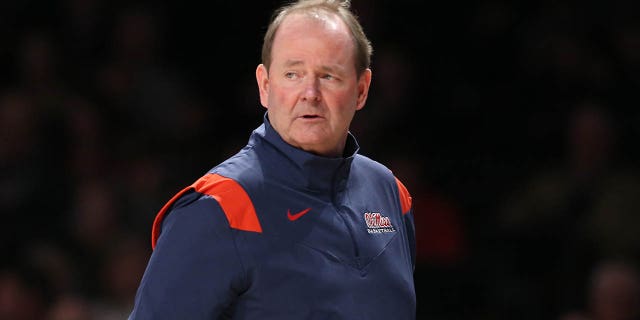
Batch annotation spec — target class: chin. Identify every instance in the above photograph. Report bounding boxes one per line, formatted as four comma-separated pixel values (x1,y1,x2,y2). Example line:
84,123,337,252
293,133,326,146
292,137,326,152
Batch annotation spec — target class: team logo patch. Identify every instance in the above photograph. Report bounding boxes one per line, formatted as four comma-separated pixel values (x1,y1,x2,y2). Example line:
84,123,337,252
364,212,396,234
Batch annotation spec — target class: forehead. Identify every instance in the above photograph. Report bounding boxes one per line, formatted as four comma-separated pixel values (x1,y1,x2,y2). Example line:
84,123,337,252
272,11,355,61
286,9,344,33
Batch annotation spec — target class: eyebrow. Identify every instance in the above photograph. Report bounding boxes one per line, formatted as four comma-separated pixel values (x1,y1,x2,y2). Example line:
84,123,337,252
283,60,304,68
283,59,344,74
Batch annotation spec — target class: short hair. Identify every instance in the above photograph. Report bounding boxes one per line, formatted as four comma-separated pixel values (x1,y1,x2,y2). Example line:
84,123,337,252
261,0,373,77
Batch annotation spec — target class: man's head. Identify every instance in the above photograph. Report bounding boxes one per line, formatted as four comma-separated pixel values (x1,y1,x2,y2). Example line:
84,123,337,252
256,0,372,157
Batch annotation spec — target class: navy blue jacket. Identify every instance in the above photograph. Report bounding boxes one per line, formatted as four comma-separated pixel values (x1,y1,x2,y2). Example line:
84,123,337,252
129,115,416,319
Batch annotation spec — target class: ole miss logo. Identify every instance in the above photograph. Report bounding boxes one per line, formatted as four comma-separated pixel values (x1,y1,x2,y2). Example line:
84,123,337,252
364,212,396,234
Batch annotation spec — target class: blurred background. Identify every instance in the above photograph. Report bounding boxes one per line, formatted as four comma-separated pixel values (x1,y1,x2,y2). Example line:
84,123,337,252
2,0,640,319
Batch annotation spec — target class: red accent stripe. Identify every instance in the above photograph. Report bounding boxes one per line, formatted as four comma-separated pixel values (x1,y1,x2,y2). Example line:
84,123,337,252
151,173,262,249
195,173,262,233
395,177,412,215
151,185,194,249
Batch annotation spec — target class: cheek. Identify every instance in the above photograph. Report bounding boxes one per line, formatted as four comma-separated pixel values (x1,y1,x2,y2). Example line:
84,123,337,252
330,90,359,114
269,84,298,107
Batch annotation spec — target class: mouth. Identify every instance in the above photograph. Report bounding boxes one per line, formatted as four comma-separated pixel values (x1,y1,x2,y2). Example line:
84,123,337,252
300,114,322,119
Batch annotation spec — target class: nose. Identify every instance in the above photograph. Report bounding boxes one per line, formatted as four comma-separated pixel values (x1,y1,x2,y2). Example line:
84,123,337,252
302,77,321,102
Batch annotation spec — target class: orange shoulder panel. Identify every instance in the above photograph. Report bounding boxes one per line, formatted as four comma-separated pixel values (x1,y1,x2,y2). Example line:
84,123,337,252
194,173,262,233
395,177,412,215
151,173,262,249
151,185,195,249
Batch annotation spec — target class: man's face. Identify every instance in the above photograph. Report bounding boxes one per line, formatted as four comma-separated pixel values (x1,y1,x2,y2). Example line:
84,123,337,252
256,12,371,157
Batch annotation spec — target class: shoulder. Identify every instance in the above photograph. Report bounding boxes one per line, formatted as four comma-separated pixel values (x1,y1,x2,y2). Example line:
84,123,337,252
353,154,394,178
354,154,412,214
151,172,263,249
353,154,407,188
211,145,265,187
192,173,262,232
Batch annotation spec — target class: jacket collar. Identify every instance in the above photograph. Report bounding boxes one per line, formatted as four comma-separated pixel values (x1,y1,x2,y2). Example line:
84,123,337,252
249,113,359,193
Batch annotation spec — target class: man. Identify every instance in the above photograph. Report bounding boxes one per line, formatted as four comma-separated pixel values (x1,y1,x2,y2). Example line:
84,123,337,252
129,0,416,318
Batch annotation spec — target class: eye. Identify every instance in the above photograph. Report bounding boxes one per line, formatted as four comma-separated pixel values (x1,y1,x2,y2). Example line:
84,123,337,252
321,74,334,80
285,72,298,79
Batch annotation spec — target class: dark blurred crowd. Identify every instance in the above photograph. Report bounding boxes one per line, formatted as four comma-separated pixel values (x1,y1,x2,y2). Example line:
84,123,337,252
2,1,640,319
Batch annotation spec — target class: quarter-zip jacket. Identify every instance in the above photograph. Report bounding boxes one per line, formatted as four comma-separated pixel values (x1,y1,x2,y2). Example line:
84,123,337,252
129,115,416,319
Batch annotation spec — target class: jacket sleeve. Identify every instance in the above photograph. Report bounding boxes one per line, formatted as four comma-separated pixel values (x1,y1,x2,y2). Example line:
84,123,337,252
404,207,416,272
128,191,247,319
395,177,416,272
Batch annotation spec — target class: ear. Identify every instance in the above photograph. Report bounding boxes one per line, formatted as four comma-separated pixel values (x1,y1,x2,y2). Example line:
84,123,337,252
355,68,372,111
256,64,269,109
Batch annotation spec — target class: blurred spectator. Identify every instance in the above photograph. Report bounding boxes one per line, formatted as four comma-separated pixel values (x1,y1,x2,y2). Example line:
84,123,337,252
61,178,123,299
94,3,207,147
114,151,169,234
57,0,111,90
62,95,110,182
0,89,53,250
17,30,62,94
25,241,78,298
350,45,415,156
560,260,640,320
68,179,121,254
497,100,640,318
92,234,149,320
0,264,50,320
47,295,94,320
